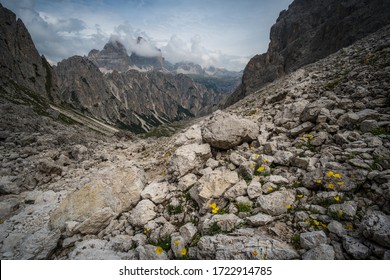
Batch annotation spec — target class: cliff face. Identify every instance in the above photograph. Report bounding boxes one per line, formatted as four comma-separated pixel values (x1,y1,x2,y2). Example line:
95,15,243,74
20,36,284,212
0,4,58,102
225,0,390,106
54,56,222,133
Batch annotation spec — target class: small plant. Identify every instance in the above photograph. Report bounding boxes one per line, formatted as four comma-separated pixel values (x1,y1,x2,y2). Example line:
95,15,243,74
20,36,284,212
253,163,270,176
209,221,222,235
371,127,390,136
152,236,172,252
190,233,201,247
290,234,300,249
168,204,184,215
292,181,304,188
236,203,252,213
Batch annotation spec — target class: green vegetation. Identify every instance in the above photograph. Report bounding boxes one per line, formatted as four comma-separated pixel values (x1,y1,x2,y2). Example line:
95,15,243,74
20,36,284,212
236,203,252,213
209,221,222,235
370,127,390,136
152,236,172,251
168,204,184,215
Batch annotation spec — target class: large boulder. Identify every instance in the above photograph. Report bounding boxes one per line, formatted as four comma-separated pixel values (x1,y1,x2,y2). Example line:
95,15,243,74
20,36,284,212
49,162,145,234
360,211,390,248
197,230,299,260
202,111,259,149
169,143,211,177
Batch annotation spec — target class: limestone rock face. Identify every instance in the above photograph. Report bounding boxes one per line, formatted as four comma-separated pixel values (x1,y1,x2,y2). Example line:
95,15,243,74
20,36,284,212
202,111,259,149
0,4,58,102
225,0,390,106
49,163,145,234
54,57,222,133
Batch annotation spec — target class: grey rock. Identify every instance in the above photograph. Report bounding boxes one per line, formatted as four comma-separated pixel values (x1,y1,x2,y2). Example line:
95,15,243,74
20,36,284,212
360,120,379,133
169,143,211,177
202,214,243,234
177,173,198,192
129,199,157,227
224,180,248,200
328,220,347,237
289,122,315,137
246,213,275,226
197,232,299,260
273,150,294,166
360,211,390,248
247,180,263,199
257,189,295,216
302,244,335,260
337,112,359,128
202,111,259,149
179,223,198,244
328,202,357,221
343,236,370,259
300,230,327,249
141,181,170,204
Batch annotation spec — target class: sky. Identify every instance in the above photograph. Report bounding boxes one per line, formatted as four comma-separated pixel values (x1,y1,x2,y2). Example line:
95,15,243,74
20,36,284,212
0,0,293,71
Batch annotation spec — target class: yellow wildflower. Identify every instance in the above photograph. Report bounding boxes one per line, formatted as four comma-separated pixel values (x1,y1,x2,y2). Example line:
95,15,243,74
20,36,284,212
313,220,320,226
328,183,335,189
155,246,163,255
250,146,255,150
321,223,327,229
285,205,292,209
333,173,342,179
326,171,335,177
209,203,217,209
253,154,260,159
250,163,255,169
174,240,180,246
338,210,343,217
211,207,220,214
316,179,322,184
263,159,268,163
305,134,314,139
252,250,258,257
257,165,265,172
297,194,304,199
144,227,151,234
181,248,187,256
268,187,273,191
334,195,340,202
337,181,345,185
305,219,311,225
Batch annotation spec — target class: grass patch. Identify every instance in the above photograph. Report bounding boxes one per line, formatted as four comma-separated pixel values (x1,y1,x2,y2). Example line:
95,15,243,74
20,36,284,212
168,204,184,215
371,127,390,136
236,203,252,213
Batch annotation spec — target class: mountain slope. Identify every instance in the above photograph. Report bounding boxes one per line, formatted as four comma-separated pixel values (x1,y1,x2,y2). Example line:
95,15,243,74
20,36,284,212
54,56,222,132
225,0,390,106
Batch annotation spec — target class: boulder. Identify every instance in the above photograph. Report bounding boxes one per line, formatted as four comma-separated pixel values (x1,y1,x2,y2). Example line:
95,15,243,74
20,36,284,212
300,230,327,249
202,111,259,149
128,199,157,227
49,163,145,234
169,143,211,177
141,181,170,204
302,244,335,260
360,211,390,248
197,230,299,260
257,189,295,216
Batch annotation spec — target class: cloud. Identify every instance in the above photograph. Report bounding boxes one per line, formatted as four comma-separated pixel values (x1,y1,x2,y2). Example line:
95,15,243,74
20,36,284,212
162,34,247,70
0,0,291,70
111,22,161,57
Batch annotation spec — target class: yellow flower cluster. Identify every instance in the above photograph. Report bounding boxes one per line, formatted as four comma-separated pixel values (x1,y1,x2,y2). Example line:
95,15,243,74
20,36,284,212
209,203,220,214
326,170,345,190
257,165,265,172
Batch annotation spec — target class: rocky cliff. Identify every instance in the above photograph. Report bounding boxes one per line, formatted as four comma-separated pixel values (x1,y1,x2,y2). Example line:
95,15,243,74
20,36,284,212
0,4,59,103
225,0,390,106
54,56,222,133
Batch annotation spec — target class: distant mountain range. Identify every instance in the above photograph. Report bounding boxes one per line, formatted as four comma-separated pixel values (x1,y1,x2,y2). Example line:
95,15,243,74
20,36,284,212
88,39,242,95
